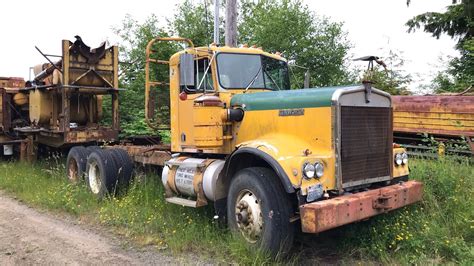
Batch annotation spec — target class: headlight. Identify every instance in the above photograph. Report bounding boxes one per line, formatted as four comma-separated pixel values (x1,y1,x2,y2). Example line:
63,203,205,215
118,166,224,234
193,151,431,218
402,152,408,165
395,153,403,166
303,163,315,179
314,162,324,178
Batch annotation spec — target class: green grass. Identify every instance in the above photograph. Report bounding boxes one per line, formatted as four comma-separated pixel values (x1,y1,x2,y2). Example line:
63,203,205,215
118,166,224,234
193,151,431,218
0,156,472,264
333,157,474,264
0,156,273,264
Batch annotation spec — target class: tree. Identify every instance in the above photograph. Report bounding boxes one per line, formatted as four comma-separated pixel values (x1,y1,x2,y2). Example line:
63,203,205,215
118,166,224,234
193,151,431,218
406,0,473,46
239,0,354,88
170,0,355,88
406,0,473,93
113,15,178,136
168,0,223,46
113,0,356,136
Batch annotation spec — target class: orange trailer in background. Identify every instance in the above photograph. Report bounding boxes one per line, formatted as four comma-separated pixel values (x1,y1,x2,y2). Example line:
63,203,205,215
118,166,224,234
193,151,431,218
392,95,474,155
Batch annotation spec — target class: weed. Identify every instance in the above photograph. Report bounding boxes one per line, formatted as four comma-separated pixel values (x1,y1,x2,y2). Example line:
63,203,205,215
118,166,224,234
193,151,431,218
0,157,472,264
335,157,474,264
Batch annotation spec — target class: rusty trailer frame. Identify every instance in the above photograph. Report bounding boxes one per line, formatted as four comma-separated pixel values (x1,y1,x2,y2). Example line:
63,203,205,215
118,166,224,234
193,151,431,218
110,144,172,166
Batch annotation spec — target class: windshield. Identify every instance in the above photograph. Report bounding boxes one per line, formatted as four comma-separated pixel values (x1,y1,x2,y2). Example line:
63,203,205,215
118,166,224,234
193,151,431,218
216,53,290,90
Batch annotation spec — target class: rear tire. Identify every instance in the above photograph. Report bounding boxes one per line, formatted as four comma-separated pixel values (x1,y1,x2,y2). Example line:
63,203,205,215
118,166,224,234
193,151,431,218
86,149,118,199
227,167,295,257
109,148,134,192
86,145,101,152
66,146,89,183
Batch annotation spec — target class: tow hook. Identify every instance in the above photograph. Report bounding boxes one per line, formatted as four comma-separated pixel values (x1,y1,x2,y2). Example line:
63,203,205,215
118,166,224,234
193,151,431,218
373,194,393,212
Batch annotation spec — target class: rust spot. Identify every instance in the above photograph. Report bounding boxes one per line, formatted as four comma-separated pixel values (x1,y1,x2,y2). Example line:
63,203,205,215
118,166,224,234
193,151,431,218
106,144,171,166
393,95,474,138
299,180,423,233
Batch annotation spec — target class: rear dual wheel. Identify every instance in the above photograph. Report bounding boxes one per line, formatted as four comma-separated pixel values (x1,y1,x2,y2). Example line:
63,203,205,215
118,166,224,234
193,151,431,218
66,146,134,198
86,149,118,198
109,148,134,192
66,146,90,183
86,148,134,198
66,146,102,183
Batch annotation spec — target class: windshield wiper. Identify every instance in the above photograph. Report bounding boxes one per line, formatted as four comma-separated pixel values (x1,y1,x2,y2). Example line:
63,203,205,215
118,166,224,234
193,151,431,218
244,66,262,93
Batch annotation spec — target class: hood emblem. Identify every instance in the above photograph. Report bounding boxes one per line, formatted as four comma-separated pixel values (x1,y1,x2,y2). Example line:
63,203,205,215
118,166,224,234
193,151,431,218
279,108,304,116
354,55,388,104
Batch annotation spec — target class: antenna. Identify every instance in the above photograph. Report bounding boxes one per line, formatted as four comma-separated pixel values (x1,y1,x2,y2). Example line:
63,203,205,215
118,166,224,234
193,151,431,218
214,0,220,45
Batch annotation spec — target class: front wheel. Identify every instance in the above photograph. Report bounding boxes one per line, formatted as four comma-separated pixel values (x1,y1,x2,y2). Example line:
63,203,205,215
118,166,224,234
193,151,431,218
227,167,294,257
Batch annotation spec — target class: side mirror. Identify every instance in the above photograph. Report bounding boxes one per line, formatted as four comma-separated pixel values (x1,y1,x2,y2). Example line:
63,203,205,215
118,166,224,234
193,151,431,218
304,69,310,88
179,53,195,88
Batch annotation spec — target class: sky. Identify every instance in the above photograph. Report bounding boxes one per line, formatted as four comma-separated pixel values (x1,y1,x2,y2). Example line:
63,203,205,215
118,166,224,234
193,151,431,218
0,0,459,92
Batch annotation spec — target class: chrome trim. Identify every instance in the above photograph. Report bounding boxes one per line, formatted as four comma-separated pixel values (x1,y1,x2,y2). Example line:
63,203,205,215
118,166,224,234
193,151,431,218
331,86,392,193
331,86,392,103
342,175,391,189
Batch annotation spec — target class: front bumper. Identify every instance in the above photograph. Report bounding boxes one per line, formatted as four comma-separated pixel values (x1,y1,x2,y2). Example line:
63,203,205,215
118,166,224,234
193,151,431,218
299,180,423,233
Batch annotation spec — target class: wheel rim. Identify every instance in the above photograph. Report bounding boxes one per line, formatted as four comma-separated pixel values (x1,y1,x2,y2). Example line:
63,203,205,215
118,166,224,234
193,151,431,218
235,189,263,243
67,158,79,182
88,161,101,194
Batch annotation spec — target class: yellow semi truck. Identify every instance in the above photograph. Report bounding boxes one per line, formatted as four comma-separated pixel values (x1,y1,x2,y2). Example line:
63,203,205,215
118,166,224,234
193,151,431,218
74,37,423,255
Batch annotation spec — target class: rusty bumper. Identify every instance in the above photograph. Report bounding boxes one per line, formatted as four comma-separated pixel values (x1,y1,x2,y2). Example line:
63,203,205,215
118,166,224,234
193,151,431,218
299,180,423,233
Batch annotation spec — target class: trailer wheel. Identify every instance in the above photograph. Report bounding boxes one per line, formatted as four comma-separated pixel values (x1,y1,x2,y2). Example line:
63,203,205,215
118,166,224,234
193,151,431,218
109,148,134,191
86,149,118,198
227,167,294,257
86,145,101,152
66,146,89,183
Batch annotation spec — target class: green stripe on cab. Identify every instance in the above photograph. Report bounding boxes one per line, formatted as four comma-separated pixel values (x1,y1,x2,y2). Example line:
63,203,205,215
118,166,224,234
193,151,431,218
230,85,360,111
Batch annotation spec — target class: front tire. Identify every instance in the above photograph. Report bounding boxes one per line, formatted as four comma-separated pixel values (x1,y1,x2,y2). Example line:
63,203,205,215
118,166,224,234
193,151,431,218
227,167,294,257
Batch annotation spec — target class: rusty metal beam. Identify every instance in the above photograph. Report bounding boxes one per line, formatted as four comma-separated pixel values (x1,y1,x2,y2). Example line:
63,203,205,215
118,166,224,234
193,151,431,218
109,145,171,166
300,180,423,233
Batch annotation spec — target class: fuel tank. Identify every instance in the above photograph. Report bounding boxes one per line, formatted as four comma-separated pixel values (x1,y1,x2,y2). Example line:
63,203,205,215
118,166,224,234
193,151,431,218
161,157,225,201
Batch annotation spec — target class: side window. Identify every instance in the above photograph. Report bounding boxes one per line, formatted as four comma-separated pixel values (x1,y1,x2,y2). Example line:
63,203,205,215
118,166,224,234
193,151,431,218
195,58,214,92
262,56,287,90
180,58,215,93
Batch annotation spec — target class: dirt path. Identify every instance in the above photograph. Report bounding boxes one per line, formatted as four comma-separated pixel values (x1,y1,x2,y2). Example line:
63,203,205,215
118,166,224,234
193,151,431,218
0,192,185,265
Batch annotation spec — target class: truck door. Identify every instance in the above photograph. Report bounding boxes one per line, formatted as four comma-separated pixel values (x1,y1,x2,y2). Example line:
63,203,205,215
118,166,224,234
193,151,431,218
177,56,216,150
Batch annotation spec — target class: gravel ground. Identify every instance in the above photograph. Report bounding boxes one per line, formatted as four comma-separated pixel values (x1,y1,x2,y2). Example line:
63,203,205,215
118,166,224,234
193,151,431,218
0,191,190,265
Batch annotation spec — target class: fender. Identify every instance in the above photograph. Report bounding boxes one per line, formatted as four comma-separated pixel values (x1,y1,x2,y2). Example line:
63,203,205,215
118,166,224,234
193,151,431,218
224,147,295,193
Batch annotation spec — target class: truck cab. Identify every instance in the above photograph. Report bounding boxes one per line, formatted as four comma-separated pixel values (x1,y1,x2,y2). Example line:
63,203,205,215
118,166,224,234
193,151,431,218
145,38,422,255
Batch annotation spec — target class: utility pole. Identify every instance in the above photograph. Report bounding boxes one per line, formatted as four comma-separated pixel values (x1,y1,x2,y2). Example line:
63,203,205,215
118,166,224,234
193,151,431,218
214,0,220,45
225,0,237,47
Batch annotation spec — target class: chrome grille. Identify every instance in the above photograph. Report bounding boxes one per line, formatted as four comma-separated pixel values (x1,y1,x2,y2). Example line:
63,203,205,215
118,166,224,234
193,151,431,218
340,106,392,187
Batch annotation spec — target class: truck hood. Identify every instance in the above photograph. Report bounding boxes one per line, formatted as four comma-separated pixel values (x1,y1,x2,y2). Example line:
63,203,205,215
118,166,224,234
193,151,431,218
230,85,360,111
